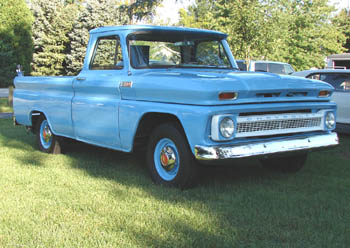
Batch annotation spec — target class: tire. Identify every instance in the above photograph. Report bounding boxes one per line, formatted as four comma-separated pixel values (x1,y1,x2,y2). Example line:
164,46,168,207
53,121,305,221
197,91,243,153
146,123,198,189
36,116,61,154
260,153,308,173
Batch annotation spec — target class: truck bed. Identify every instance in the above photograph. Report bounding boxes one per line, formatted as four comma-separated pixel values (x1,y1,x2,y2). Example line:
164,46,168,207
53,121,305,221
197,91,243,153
14,76,75,137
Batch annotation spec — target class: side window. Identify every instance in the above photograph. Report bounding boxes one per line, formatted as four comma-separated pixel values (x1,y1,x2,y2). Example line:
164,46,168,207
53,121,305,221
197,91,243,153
255,62,267,72
268,63,284,74
236,61,247,71
90,36,123,70
284,64,294,75
319,73,350,91
306,74,320,80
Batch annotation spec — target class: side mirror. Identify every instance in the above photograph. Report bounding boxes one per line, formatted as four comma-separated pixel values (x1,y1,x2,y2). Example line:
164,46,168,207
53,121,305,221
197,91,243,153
16,64,23,77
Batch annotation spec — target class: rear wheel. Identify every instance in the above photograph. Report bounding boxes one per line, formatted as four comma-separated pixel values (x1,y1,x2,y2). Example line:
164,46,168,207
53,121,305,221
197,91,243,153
260,153,308,173
36,116,61,154
147,123,197,189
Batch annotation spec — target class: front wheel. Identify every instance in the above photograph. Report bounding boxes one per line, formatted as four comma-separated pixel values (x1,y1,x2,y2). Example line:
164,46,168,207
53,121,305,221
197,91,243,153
36,116,61,154
147,123,197,189
260,153,308,173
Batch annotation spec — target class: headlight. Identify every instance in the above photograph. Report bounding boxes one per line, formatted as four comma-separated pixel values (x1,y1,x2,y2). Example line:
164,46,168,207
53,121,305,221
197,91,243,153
325,112,335,129
220,117,235,138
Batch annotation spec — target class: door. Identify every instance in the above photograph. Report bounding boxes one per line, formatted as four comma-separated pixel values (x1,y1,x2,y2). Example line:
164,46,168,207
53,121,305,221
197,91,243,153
319,73,350,124
72,35,125,147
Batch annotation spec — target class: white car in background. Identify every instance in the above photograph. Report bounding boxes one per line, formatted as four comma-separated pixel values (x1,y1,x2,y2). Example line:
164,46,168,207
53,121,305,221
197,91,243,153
293,69,350,133
250,61,295,75
236,60,295,75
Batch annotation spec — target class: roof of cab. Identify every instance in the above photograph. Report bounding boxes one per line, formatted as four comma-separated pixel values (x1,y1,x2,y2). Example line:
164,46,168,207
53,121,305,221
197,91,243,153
89,25,227,38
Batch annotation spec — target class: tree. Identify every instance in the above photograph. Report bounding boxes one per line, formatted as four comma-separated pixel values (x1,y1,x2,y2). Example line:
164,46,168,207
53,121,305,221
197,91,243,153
65,0,129,75
0,0,33,87
271,0,345,70
29,0,162,76
30,0,77,76
179,0,345,70
333,8,350,53
120,0,162,24
179,0,281,62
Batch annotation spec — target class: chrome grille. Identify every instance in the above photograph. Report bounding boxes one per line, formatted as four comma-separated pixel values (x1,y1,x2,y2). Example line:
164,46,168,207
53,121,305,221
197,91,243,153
235,112,324,138
237,118,321,133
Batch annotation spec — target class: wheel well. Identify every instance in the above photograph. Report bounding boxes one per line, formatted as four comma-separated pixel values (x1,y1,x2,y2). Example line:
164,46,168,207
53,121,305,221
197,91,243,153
30,111,44,134
133,113,185,152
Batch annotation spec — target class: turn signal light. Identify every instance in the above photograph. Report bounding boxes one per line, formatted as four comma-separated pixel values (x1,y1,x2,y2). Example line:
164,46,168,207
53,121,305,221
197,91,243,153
318,90,330,97
219,92,238,100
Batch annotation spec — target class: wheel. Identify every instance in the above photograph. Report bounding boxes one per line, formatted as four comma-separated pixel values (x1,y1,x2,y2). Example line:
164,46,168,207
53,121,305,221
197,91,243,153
36,116,61,154
146,123,198,189
260,153,308,173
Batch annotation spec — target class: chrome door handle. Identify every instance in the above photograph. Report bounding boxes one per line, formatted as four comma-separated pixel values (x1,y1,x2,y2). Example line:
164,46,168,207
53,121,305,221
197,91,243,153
76,77,86,81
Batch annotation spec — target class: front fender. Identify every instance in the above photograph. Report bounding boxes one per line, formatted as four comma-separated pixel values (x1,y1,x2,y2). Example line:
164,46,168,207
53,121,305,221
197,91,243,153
119,101,210,153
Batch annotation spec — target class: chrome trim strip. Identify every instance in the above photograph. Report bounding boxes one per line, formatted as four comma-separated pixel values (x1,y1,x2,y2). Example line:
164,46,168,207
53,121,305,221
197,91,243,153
195,132,339,160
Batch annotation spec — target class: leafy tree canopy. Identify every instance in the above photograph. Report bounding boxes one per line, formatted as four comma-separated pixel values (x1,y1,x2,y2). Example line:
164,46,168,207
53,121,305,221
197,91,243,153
179,0,345,70
65,0,129,75
30,0,77,76
0,0,33,87
30,0,162,76
121,0,163,23
332,9,350,53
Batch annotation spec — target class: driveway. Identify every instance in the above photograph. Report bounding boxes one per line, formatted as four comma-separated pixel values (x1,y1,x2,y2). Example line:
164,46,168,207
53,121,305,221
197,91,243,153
0,113,12,119
0,88,9,98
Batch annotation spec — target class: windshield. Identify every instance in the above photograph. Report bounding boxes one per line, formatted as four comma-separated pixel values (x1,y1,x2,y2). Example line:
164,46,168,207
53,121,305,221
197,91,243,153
128,32,232,69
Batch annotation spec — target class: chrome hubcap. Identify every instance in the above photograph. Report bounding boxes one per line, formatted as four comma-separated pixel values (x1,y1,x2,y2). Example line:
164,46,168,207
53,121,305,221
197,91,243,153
154,138,180,181
43,125,52,143
160,146,176,171
40,120,53,149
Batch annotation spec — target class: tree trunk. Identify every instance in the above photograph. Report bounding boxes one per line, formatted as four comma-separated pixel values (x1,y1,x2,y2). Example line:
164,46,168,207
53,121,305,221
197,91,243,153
8,86,13,108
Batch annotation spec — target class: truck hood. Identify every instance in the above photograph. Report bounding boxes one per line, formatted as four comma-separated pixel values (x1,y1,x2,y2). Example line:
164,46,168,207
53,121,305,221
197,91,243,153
121,70,334,105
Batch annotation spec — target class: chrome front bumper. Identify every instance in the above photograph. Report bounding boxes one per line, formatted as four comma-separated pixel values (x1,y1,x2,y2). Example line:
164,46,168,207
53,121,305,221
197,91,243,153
194,132,339,160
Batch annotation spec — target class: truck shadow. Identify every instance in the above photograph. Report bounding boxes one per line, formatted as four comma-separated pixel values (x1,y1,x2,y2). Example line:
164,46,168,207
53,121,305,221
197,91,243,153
2,120,349,246
0,119,296,186
3,119,347,189
61,137,276,187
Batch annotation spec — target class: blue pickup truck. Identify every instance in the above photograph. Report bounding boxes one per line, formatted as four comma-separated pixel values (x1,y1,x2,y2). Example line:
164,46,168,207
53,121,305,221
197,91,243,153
13,25,338,188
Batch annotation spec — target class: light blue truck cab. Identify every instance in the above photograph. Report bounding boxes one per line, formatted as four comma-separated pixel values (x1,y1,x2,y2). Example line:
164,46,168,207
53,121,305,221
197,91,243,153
14,25,338,188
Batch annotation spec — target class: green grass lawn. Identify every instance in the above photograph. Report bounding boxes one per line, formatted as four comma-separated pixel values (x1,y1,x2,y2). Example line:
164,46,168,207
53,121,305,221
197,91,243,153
0,98,12,113
0,118,349,247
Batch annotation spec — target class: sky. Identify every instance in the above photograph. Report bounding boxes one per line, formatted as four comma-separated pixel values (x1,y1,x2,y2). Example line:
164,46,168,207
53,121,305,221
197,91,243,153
154,0,350,25
329,0,350,10
153,0,194,24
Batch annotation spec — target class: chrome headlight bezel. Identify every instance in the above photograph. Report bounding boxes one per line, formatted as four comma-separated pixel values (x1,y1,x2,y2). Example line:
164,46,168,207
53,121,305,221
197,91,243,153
324,111,336,130
211,114,236,141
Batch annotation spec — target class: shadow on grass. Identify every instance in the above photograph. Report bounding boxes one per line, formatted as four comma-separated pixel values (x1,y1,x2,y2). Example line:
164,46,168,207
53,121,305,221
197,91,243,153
2,116,349,187
60,137,276,188
3,118,347,189
0,119,286,202
2,119,350,246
